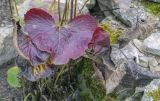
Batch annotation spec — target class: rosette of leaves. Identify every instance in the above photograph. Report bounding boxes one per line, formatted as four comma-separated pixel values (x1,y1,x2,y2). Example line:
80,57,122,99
7,66,21,88
14,0,110,81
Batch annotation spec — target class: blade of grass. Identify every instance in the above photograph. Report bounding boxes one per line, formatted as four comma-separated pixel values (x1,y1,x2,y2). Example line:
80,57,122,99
65,0,70,22
58,0,61,22
54,65,66,87
74,0,77,17
61,0,68,25
70,0,74,20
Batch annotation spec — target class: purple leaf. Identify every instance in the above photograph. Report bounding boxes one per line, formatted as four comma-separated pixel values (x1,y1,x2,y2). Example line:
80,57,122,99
89,27,110,53
18,30,49,66
20,8,97,65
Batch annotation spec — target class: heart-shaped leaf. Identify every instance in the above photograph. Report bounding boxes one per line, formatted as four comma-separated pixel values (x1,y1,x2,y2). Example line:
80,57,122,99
18,32,50,66
18,8,97,65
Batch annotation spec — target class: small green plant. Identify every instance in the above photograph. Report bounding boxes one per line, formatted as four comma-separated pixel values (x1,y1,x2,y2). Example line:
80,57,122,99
148,88,160,101
7,66,21,88
100,23,123,44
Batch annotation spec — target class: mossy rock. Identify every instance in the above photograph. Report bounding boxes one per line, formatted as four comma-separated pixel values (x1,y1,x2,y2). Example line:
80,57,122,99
100,23,123,44
76,58,106,101
148,88,160,101
76,58,116,101
141,0,160,16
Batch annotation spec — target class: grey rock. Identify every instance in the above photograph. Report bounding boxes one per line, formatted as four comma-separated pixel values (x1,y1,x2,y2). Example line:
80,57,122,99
120,7,148,27
143,33,160,56
86,0,96,9
0,0,12,26
97,0,151,28
148,57,160,71
97,0,132,27
138,56,149,68
118,20,156,48
111,39,145,65
97,38,160,100
0,25,17,66
112,38,160,71
105,63,126,94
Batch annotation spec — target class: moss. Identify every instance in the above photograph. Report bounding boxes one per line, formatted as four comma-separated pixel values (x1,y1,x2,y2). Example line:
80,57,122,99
141,0,160,16
76,58,109,101
100,23,123,44
147,88,160,101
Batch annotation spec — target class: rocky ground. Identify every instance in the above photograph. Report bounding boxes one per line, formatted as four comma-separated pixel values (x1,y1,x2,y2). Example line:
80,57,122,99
0,0,19,100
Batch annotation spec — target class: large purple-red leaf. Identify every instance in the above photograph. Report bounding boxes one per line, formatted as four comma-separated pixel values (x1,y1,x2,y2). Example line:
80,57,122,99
18,31,49,66
89,27,110,53
22,8,97,65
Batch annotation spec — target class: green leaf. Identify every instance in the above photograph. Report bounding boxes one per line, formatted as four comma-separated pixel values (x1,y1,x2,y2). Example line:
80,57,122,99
7,66,21,88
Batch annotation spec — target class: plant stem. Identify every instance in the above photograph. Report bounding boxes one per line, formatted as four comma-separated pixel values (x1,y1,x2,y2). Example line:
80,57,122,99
78,0,90,14
70,0,74,20
61,0,68,25
65,0,70,22
74,0,77,17
54,65,66,87
58,0,61,22
8,0,13,18
13,0,19,16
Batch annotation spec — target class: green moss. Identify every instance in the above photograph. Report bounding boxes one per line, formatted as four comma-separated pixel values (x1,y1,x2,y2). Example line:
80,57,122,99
76,58,108,101
100,23,123,44
141,0,160,16
147,88,160,101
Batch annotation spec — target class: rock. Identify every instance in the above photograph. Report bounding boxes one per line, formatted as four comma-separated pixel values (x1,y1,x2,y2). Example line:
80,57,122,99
96,0,153,28
120,7,148,27
138,56,149,68
85,0,96,9
111,39,145,65
141,79,160,101
149,57,160,71
0,25,17,66
157,22,160,30
105,38,160,100
105,63,126,94
97,0,132,27
0,0,12,26
112,38,160,71
143,33,160,56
